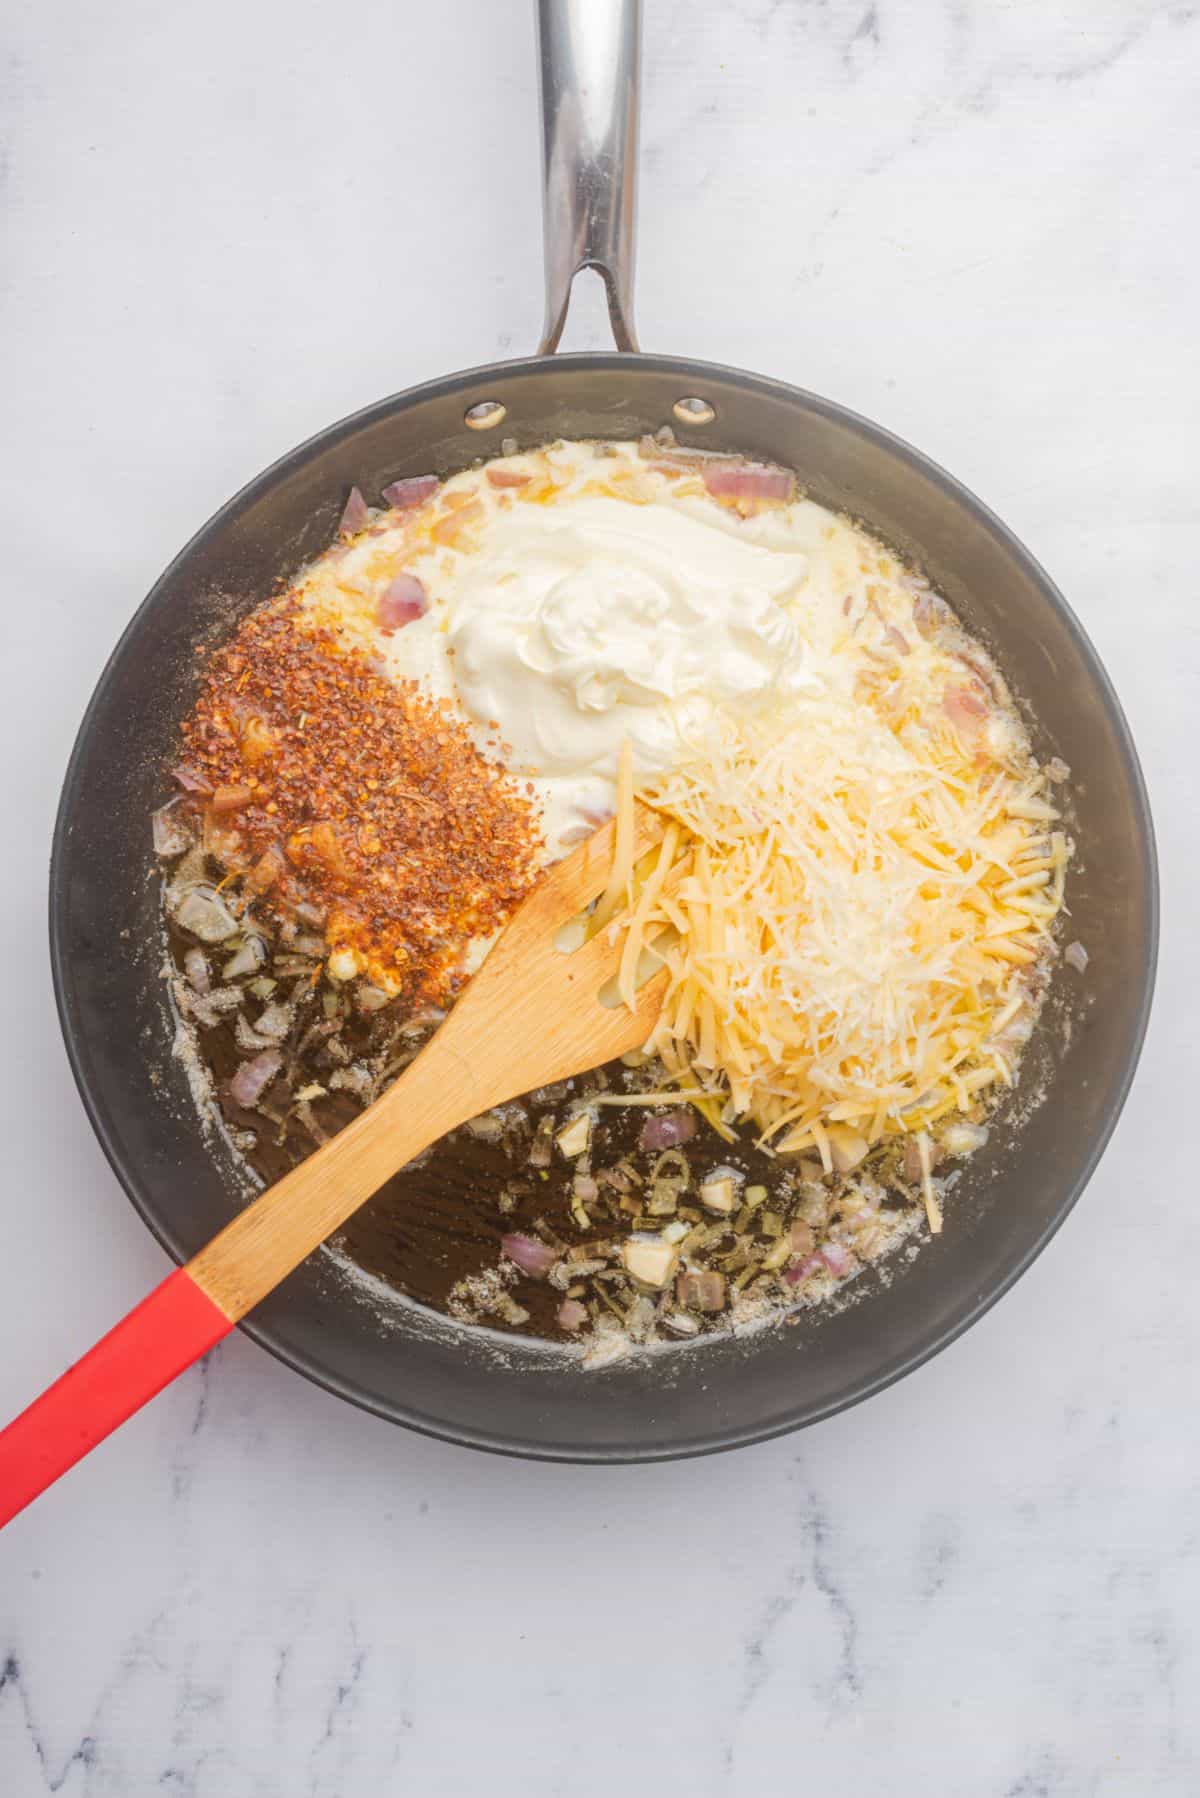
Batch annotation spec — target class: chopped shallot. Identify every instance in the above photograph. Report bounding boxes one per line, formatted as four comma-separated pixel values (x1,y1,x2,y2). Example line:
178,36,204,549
252,1001,293,1043
911,591,950,636
229,1049,282,1109
820,1242,853,1277
557,1298,588,1331
1064,940,1089,973
702,462,794,503
339,486,369,536
356,984,392,1013
377,573,428,634
223,935,267,981
676,1268,726,1313
183,946,210,994
942,1120,989,1157
501,1233,557,1279
381,474,438,510
639,1110,696,1152
172,884,239,943
788,1219,815,1257
170,763,211,795
943,681,989,735
152,800,190,857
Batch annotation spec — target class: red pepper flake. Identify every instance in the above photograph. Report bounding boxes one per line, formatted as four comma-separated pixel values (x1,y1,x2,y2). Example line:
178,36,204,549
178,596,543,1003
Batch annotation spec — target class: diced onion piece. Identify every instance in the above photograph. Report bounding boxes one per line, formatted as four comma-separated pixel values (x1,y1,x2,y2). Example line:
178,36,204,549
173,884,239,943
699,1173,737,1215
152,800,191,857
788,1219,815,1257
501,1233,557,1279
252,1002,293,1043
675,1268,726,1312
466,1111,504,1140
556,1113,592,1159
622,1236,678,1288
943,681,989,735
820,1242,853,1277
702,461,794,502
942,1120,989,1157
229,1049,282,1109
339,486,369,536
356,984,392,1014
381,474,438,510
639,1110,696,1152
377,573,428,634
557,1299,588,1331
223,935,267,980
784,1253,824,1285
1064,940,1089,973
183,946,210,994
171,763,211,795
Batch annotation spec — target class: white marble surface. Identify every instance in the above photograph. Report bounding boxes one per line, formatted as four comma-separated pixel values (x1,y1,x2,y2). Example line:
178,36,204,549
0,1,1195,1791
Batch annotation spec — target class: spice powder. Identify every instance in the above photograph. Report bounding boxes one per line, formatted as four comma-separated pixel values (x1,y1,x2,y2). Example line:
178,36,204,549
179,597,543,1002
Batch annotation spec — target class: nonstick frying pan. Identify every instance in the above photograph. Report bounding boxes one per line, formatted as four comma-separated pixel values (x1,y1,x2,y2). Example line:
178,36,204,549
48,0,1157,1462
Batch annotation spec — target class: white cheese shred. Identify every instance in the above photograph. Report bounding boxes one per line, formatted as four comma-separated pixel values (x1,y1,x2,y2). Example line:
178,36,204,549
614,690,1066,1164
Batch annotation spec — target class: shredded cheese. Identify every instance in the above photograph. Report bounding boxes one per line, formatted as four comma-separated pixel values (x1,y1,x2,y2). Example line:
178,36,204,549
613,644,1067,1160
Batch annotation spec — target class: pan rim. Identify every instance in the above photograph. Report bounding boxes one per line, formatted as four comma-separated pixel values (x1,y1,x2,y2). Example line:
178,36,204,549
48,351,1160,1462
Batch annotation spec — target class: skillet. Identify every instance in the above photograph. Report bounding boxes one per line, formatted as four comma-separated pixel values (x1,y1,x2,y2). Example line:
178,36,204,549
48,0,1157,1461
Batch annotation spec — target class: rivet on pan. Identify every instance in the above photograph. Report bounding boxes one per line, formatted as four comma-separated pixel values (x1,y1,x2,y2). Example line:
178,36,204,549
673,396,715,426
465,401,507,431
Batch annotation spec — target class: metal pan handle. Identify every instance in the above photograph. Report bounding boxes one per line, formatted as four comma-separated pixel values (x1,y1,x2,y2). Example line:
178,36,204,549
536,0,641,354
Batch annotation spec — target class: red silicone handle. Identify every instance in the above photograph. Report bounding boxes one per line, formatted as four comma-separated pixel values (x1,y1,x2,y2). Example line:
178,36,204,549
0,1267,232,1528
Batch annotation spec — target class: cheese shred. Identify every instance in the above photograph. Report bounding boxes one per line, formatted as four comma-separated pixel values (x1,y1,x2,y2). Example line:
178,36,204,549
612,682,1067,1162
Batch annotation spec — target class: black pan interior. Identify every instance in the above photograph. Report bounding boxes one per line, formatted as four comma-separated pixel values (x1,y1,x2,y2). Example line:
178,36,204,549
50,354,1157,1460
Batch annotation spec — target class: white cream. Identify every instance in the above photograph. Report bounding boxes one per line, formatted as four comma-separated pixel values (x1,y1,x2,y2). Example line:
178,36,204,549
445,497,810,779
294,440,1018,860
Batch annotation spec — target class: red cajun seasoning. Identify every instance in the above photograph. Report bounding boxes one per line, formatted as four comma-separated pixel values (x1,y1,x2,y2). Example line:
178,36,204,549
178,597,543,1004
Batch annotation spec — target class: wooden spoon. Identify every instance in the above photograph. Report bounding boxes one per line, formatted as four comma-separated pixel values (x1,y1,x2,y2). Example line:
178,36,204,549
0,808,667,1527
